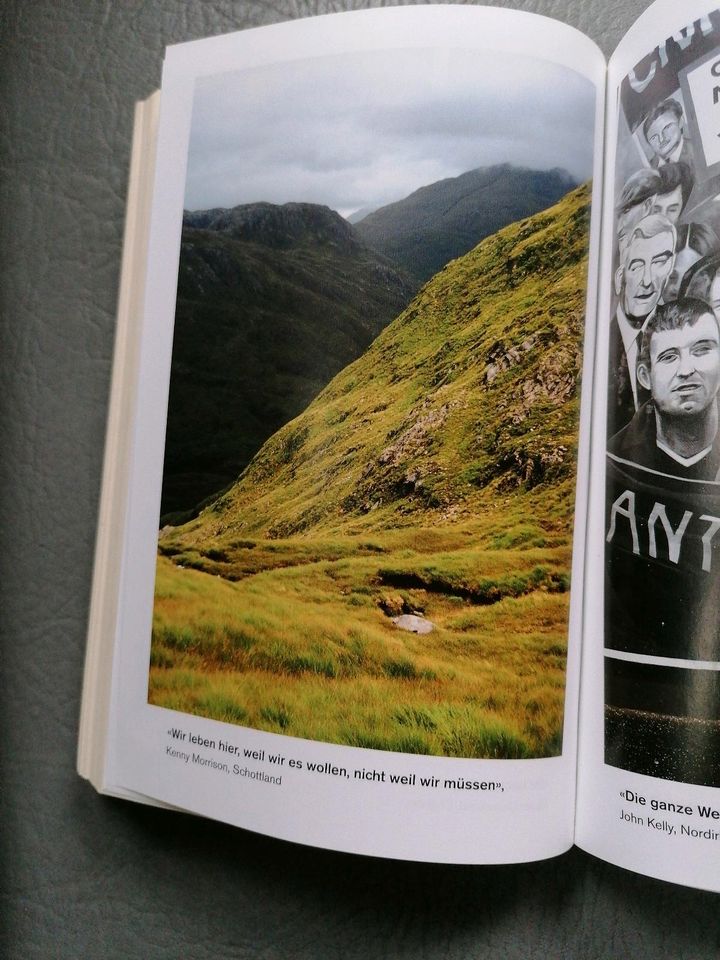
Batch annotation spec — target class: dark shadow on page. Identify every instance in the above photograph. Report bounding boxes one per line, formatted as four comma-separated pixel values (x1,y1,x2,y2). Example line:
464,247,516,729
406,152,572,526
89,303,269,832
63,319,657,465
605,657,720,787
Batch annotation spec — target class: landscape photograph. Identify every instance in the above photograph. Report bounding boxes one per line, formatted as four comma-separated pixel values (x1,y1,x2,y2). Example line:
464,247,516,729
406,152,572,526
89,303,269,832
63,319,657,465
148,45,596,759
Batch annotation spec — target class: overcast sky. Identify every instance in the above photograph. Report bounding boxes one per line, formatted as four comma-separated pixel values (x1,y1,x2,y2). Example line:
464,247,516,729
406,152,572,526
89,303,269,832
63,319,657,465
184,47,596,218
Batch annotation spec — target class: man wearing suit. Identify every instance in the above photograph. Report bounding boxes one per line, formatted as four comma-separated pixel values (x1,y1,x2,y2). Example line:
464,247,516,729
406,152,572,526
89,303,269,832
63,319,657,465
608,214,676,435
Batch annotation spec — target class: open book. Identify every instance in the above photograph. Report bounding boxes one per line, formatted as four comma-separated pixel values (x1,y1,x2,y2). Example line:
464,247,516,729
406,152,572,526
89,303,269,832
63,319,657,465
78,0,720,892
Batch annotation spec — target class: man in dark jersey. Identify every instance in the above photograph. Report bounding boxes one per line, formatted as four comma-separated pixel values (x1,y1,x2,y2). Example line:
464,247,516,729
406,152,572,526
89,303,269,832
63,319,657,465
609,298,720,480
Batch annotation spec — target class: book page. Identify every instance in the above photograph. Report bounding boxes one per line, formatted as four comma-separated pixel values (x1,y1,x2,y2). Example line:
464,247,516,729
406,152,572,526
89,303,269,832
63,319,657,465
92,5,605,863
577,0,720,892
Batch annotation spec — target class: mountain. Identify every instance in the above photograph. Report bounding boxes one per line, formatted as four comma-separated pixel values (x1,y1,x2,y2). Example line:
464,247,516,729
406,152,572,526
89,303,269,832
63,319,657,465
354,164,578,285
175,182,590,545
161,201,415,521
183,202,364,250
153,185,589,759
346,205,378,224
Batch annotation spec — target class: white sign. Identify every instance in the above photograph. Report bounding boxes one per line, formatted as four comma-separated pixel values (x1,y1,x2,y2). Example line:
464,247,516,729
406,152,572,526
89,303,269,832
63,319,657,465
685,51,720,169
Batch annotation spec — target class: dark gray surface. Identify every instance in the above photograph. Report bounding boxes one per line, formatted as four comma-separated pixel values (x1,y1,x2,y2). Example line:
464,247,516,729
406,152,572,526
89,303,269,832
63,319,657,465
2,1,720,956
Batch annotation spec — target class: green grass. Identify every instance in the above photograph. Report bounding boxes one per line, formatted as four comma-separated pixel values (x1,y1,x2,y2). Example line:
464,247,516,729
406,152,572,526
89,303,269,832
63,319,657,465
149,522,570,758
148,186,589,759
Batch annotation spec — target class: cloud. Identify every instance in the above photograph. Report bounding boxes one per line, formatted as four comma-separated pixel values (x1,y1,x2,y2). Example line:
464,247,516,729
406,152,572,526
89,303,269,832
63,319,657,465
184,46,596,216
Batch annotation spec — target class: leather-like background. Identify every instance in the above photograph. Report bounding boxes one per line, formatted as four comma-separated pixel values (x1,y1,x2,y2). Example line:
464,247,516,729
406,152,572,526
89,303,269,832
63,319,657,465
2,1,719,956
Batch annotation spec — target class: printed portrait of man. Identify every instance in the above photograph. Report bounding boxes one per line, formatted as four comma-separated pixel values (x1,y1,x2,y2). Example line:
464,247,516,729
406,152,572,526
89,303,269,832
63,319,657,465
608,298,720,480
681,251,720,322
608,214,676,431
663,223,718,304
615,168,661,259
650,161,694,225
643,98,695,172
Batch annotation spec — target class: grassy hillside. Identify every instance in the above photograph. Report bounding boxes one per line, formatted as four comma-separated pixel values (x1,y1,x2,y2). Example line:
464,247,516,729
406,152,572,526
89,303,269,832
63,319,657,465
150,184,591,758
178,184,589,541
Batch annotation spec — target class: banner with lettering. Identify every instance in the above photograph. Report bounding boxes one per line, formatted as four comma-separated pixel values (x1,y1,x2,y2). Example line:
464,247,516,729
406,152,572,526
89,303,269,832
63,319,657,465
605,454,720,662
620,12,720,131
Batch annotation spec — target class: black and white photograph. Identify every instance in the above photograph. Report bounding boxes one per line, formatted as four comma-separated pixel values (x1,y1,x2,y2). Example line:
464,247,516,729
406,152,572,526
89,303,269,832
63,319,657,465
605,8,720,786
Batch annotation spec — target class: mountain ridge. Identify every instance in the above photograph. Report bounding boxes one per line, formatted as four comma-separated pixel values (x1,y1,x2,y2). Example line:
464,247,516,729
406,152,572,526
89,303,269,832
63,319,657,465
183,201,363,253
161,201,415,521
354,163,578,284
174,181,590,546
